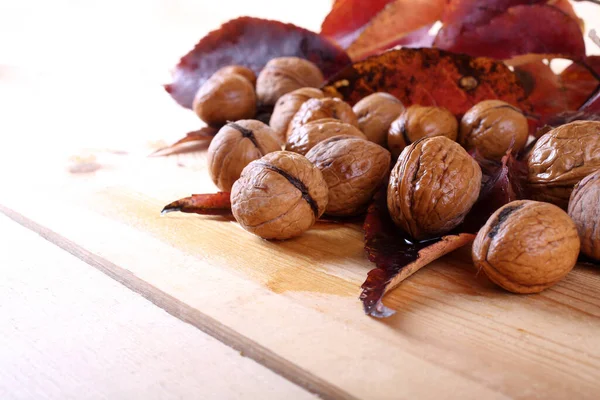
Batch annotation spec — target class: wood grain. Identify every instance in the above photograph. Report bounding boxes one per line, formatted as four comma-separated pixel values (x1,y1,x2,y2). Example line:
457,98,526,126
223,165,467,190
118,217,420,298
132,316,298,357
0,214,316,400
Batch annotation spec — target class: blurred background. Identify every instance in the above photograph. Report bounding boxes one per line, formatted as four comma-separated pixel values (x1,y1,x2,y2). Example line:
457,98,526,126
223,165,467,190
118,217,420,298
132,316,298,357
0,0,598,164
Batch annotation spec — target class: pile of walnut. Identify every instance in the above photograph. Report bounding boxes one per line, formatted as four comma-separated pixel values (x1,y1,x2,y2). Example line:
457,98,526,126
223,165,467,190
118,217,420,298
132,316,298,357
192,57,600,295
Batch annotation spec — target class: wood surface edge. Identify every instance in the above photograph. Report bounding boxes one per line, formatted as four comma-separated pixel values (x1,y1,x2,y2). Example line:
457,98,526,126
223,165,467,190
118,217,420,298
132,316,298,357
0,203,359,400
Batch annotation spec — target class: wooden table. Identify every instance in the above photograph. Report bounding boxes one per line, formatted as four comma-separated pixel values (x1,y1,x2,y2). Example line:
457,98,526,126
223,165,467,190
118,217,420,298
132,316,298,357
2,1,600,399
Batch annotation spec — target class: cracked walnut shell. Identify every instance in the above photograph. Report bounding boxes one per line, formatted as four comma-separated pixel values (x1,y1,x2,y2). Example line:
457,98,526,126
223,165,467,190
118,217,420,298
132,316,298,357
387,136,481,240
387,105,458,159
352,93,404,146
231,151,328,240
473,200,580,294
287,97,359,137
208,120,281,191
306,136,391,216
256,57,324,106
568,170,600,261
527,121,600,209
459,100,529,161
286,118,366,155
269,87,324,144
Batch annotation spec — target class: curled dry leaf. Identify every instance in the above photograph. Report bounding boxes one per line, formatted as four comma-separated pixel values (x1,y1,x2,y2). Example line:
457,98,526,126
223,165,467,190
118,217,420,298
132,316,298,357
166,17,351,109
322,0,444,61
150,127,219,157
161,192,232,215
434,3,585,62
323,48,529,116
361,187,475,318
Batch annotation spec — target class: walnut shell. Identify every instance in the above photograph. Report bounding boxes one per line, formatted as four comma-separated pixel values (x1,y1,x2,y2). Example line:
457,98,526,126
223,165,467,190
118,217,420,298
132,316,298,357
269,88,324,144
387,136,481,240
287,97,359,138
459,100,529,161
387,105,458,159
286,118,366,155
568,169,600,261
306,136,391,216
256,57,324,106
352,93,404,146
231,151,328,240
527,121,600,209
473,200,580,294
193,73,257,127
207,120,281,191
214,65,257,86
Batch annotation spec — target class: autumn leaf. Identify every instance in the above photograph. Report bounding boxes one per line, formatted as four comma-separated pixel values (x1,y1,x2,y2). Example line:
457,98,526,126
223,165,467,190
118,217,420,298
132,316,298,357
150,127,218,157
323,48,529,117
434,4,585,62
161,193,232,215
166,17,351,109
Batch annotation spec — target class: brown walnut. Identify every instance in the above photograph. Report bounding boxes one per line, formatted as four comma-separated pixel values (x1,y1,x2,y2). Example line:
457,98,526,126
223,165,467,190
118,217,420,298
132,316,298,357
193,72,257,127
231,151,328,240
352,93,404,146
473,200,580,294
527,121,600,209
306,136,391,216
214,65,257,86
459,100,529,161
269,87,325,144
286,118,366,155
568,169,600,261
288,97,359,137
387,105,458,159
208,120,281,191
387,136,481,240
256,57,324,106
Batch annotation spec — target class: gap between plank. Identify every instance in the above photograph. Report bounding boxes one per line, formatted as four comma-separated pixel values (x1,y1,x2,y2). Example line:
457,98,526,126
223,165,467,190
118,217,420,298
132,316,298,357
0,204,358,400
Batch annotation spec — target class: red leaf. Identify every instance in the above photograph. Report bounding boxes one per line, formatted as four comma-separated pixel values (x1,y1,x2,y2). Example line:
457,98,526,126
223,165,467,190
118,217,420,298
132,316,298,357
150,127,218,157
434,4,585,61
322,0,444,61
323,48,529,117
161,193,232,215
166,17,351,109
360,187,475,317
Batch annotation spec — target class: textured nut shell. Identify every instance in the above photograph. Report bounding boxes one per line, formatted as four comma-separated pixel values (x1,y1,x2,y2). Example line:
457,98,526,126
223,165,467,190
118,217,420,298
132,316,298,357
568,170,600,261
527,121,600,209
231,151,328,240
286,119,366,155
193,74,257,127
459,100,529,161
208,120,281,191
214,65,257,86
288,97,359,137
387,136,481,240
306,136,391,216
269,88,324,144
352,93,404,146
473,200,580,293
388,105,458,159
256,57,324,106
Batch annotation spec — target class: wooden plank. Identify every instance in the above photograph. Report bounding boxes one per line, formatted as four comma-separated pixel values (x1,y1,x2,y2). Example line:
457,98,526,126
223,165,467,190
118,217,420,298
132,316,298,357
0,214,317,400
2,152,599,400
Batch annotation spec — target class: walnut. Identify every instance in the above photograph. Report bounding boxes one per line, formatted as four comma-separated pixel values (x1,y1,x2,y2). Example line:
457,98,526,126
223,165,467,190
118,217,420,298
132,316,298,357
256,57,324,106
459,100,529,161
269,88,324,144
231,151,328,240
306,136,391,216
527,121,600,209
214,65,257,86
387,105,458,159
473,200,580,293
207,120,281,191
352,93,404,146
287,97,359,138
285,118,366,155
193,72,257,127
568,169,600,261
387,136,481,240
